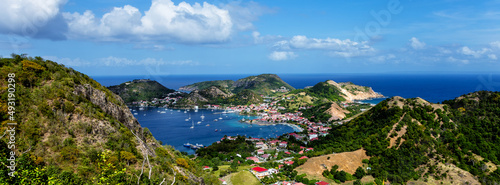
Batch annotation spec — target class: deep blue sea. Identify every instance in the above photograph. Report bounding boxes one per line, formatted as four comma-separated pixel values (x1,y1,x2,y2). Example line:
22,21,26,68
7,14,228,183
93,73,500,154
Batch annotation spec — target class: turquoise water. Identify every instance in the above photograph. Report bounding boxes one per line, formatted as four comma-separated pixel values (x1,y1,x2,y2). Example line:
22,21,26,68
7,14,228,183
132,107,295,154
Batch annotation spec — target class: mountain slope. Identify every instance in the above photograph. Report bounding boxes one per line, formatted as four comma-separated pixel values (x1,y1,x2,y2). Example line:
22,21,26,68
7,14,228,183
0,55,216,184
179,74,295,95
307,92,500,184
107,79,176,103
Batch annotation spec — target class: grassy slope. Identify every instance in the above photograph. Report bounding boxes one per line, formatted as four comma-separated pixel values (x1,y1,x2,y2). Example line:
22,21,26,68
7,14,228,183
0,55,217,184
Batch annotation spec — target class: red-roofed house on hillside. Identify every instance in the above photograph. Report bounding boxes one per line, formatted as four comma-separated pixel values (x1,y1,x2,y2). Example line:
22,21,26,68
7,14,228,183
284,161,294,165
315,181,330,185
246,156,260,163
299,156,309,160
279,141,288,148
251,167,270,179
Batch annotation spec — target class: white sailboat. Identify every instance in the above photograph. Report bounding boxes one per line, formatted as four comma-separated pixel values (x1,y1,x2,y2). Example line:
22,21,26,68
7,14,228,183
200,112,205,120
190,121,194,129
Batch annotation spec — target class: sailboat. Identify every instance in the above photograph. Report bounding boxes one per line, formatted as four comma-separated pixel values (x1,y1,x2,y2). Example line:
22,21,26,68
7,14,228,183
219,114,223,120
200,112,205,120
190,121,194,129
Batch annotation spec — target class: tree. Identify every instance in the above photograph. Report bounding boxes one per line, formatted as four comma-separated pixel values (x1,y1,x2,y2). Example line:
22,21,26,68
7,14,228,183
120,151,136,165
354,166,366,179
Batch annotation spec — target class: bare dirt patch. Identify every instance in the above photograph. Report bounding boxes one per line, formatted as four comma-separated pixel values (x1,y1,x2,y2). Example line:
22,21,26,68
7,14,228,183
295,149,369,180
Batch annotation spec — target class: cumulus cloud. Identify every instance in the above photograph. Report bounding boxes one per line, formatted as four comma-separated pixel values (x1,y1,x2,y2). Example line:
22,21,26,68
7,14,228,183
273,35,374,58
268,51,297,61
409,37,426,50
488,54,497,60
369,54,396,62
447,56,469,64
63,0,232,43
491,41,500,49
0,0,67,39
458,46,490,58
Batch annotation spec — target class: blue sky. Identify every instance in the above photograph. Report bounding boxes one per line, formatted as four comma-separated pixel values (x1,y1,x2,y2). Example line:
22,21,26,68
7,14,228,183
1,0,500,75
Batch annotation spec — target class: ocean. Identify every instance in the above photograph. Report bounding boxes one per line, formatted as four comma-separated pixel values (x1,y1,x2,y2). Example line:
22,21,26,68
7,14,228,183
93,73,500,154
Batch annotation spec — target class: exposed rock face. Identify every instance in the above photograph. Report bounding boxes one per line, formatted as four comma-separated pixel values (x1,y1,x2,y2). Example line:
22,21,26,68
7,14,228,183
73,84,156,156
326,80,384,102
326,102,350,121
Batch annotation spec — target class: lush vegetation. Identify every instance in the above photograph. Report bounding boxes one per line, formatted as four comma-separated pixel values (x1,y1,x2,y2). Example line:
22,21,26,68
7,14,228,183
180,74,295,96
307,81,346,103
303,93,500,184
107,79,177,103
0,55,217,184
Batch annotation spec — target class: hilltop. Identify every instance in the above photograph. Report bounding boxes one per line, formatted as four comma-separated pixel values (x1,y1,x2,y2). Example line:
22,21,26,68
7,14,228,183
179,74,295,95
107,79,177,104
0,55,217,184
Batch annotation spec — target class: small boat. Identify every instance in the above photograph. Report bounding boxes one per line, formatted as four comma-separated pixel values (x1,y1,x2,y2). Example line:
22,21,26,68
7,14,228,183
214,129,218,132
133,113,138,115
183,143,191,147
139,107,144,110
190,145,198,149
184,110,187,113
197,121,202,124
213,119,218,122
201,113,205,120
190,121,194,129
206,124,210,126
196,144,204,148
160,111,166,114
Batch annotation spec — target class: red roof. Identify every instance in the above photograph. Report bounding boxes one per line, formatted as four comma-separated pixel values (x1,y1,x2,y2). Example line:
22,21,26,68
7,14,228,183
252,167,268,172
284,151,291,154
316,181,330,185
299,156,309,160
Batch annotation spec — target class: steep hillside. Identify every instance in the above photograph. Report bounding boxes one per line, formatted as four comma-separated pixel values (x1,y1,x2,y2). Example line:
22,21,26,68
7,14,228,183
306,92,500,184
179,74,295,95
0,55,217,184
107,79,176,103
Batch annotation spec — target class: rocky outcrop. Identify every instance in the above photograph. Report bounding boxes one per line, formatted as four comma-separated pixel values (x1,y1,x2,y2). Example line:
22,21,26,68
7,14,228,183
326,80,384,102
326,102,350,121
73,84,156,157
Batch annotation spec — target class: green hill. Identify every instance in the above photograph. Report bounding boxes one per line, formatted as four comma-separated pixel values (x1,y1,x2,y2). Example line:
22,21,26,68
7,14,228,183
0,55,217,184
307,92,500,184
179,74,295,95
107,79,176,103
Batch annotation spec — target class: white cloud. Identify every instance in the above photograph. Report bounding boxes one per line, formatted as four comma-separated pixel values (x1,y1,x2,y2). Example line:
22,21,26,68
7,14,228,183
491,41,500,49
488,54,497,60
409,37,426,50
252,31,263,44
268,51,297,61
447,56,469,64
63,0,233,43
458,46,490,58
274,35,374,58
369,54,396,62
0,0,67,36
